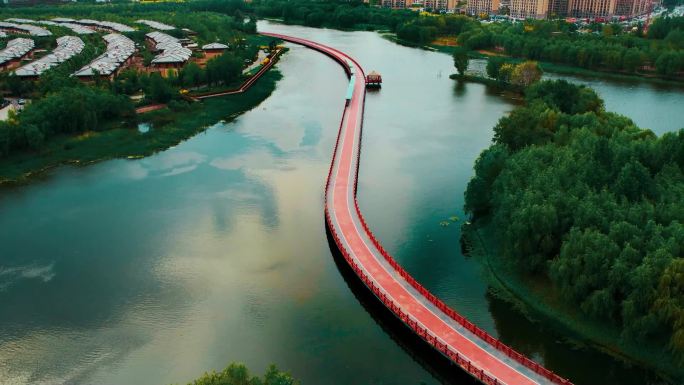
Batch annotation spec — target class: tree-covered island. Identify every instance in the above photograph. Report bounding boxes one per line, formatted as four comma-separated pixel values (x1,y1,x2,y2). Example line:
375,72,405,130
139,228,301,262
464,78,684,381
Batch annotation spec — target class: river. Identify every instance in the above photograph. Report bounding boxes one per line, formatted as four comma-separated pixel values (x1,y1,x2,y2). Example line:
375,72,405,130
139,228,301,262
0,20,682,385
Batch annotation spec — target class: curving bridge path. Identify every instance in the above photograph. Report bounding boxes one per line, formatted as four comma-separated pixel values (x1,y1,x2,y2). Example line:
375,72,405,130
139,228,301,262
261,32,574,385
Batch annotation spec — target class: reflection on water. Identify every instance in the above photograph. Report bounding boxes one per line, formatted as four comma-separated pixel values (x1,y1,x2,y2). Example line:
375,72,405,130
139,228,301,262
0,20,681,385
137,123,151,133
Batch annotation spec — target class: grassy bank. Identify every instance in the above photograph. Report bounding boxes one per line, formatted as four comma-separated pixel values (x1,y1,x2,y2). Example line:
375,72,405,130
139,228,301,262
0,70,282,186
463,219,683,384
449,73,525,94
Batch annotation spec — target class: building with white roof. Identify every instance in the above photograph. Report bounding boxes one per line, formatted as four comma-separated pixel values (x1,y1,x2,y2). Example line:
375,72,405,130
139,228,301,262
75,19,135,33
202,42,229,59
0,37,34,71
202,42,229,50
146,31,192,70
58,22,95,35
74,33,135,80
15,36,84,78
0,21,52,37
6,18,95,35
136,19,175,31
5,18,37,24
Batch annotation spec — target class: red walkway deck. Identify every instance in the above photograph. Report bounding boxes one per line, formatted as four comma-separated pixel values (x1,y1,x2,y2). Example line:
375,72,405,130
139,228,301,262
261,32,574,385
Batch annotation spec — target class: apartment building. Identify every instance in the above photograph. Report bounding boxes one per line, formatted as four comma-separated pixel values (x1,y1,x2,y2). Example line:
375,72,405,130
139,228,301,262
425,0,457,10
382,0,457,10
509,0,550,18
381,0,407,8
567,0,615,17
467,0,501,15
470,0,652,19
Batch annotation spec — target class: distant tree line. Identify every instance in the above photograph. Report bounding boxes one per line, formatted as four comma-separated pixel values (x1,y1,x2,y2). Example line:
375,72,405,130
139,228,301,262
251,0,417,30
458,18,684,77
465,79,684,359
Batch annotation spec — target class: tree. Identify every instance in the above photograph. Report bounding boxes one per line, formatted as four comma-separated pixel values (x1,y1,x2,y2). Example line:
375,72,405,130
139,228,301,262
466,80,684,359
655,51,684,76
665,28,684,49
498,63,515,84
486,56,506,80
148,72,175,103
465,144,509,216
526,80,603,114
206,53,243,86
24,124,45,150
622,48,644,73
510,61,543,87
452,46,469,76
180,362,298,385
180,62,204,87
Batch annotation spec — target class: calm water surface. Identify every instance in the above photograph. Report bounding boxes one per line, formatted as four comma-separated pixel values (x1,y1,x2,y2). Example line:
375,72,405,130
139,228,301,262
0,21,682,385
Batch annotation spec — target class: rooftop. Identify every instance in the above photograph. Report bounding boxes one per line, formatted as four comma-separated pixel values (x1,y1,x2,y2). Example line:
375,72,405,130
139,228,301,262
147,31,192,64
0,21,52,37
202,42,229,50
75,19,135,33
6,18,95,35
136,19,175,31
15,36,84,77
0,37,34,66
74,33,135,77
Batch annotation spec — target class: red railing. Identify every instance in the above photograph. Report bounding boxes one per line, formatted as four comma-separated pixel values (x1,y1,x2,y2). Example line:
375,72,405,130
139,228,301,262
268,32,573,385
192,48,283,100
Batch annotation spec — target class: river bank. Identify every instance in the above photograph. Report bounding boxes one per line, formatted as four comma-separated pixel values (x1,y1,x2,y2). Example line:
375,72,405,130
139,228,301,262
431,43,684,86
449,73,525,95
462,220,683,384
0,70,282,186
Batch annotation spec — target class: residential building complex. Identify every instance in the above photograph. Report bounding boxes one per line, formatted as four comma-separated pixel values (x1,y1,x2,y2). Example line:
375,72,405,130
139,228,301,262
0,21,51,36
510,0,550,18
381,0,457,10
5,18,95,34
15,36,84,78
52,18,135,33
467,0,501,16
381,0,408,9
74,33,135,80
136,19,175,31
202,42,229,59
0,38,34,71
425,0,457,10
467,0,652,18
146,31,192,72
567,0,650,17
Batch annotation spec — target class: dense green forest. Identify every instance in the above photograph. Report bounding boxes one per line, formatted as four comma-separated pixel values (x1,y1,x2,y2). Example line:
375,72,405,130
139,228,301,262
465,79,684,361
177,363,297,385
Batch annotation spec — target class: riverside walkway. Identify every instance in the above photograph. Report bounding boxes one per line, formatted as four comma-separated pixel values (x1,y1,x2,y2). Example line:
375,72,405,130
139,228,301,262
261,32,573,385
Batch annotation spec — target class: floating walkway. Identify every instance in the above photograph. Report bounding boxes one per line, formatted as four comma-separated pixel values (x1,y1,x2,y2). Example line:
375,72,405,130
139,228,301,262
261,32,573,385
